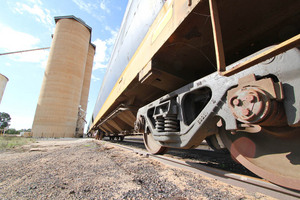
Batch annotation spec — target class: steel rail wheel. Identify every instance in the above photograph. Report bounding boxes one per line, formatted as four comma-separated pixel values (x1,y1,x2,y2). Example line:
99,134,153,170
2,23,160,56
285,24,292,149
219,126,300,191
206,134,229,153
143,132,168,154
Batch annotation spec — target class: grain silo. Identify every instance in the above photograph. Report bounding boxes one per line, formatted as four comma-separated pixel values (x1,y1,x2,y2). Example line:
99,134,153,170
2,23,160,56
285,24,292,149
75,43,96,137
0,73,8,104
32,16,94,138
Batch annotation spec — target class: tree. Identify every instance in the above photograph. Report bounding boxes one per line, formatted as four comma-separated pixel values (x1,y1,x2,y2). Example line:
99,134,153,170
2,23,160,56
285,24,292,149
6,128,19,135
0,112,11,129
19,128,31,132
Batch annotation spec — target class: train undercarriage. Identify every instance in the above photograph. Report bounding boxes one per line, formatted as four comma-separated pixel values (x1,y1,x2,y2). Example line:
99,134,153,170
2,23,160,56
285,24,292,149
135,47,300,191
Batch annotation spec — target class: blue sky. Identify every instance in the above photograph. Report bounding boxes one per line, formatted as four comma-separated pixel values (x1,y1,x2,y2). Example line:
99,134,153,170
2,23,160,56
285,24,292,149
0,0,128,130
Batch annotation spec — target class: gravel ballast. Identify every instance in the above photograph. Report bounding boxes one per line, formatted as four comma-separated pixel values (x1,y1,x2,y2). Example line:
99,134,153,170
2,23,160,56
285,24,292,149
0,138,275,199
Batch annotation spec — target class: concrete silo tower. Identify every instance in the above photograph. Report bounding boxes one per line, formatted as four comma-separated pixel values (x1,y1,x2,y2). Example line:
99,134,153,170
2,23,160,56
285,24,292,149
75,43,96,137
0,73,8,104
32,16,94,138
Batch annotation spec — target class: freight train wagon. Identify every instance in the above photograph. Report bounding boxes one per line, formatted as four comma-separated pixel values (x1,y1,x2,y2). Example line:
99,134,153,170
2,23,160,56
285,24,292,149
88,0,300,190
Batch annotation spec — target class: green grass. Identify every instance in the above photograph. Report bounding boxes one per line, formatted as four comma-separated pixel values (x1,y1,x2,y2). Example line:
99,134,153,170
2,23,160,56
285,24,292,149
0,136,35,150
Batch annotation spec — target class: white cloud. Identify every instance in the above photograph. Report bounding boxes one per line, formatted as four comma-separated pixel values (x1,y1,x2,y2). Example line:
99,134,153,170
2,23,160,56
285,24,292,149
72,0,110,21
100,1,110,13
92,38,110,70
11,50,49,66
0,23,48,65
0,23,40,51
92,26,118,71
12,1,54,31
93,62,107,70
72,0,97,14
91,74,101,82
72,0,110,13
105,26,118,45
93,39,108,64
27,0,42,5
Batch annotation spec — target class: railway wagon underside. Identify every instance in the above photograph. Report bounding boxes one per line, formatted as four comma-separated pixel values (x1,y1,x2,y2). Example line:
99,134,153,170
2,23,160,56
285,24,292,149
92,0,300,190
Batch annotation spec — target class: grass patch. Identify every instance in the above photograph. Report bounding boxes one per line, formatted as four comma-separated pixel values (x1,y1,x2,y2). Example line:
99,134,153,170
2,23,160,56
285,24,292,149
0,136,35,150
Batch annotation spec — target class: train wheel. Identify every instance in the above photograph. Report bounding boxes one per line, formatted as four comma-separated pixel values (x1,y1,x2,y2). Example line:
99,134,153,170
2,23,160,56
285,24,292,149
143,132,168,154
219,126,300,191
205,134,229,153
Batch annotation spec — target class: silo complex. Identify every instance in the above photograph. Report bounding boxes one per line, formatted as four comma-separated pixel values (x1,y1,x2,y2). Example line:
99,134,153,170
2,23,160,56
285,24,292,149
0,74,8,104
32,16,95,138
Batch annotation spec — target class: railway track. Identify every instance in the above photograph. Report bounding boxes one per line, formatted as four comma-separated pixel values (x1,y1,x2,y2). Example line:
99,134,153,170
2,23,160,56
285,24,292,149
96,137,300,200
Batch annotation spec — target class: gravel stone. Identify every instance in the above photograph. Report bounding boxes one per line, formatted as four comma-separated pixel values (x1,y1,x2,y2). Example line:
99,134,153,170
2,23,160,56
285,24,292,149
0,138,275,200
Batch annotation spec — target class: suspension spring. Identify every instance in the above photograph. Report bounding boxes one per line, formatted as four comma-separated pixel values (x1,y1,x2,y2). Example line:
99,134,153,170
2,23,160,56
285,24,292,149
155,116,165,132
164,115,179,132
155,115,180,132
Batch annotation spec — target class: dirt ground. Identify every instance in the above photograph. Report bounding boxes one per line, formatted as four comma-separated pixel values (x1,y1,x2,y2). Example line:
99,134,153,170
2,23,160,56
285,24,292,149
0,138,275,200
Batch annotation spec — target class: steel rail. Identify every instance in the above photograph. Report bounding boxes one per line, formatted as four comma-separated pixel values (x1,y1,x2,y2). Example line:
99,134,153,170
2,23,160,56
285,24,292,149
95,140,300,200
